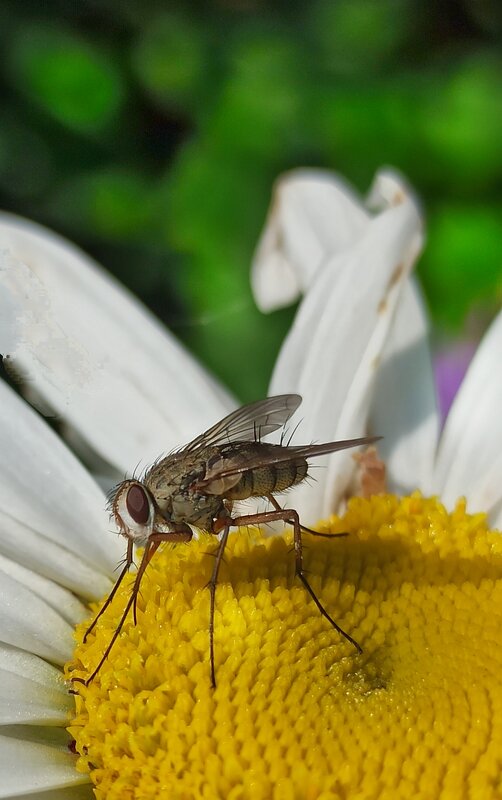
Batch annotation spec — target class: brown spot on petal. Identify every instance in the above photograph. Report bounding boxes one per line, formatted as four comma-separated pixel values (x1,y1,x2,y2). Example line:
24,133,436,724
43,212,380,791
352,446,387,497
392,189,406,206
389,262,404,287
377,264,405,314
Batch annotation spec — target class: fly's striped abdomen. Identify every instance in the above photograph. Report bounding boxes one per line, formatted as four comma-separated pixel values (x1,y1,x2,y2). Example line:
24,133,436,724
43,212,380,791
225,459,308,500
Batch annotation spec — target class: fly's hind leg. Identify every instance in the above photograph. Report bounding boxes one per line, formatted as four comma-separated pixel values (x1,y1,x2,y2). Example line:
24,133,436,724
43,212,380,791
207,523,231,688
266,494,348,538
286,507,362,654
239,500,362,654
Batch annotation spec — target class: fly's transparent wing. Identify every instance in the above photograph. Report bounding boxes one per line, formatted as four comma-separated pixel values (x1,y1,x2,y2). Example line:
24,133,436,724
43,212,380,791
182,394,302,452
198,436,381,487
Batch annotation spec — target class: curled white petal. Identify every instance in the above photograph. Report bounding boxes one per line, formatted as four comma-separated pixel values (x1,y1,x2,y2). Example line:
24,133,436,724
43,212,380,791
270,178,423,520
0,644,71,726
0,214,234,474
365,168,421,213
251,168,368,312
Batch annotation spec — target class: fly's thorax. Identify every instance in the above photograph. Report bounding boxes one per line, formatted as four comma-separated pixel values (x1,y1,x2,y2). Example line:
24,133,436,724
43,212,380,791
144,448,225,529
170,493,225,529
145,451,206,515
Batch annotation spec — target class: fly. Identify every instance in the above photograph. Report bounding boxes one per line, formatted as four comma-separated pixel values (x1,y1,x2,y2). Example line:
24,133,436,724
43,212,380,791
73,394,380,688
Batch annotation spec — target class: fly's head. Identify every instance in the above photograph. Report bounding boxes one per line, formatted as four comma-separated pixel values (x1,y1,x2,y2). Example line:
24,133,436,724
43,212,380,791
109,480,156,546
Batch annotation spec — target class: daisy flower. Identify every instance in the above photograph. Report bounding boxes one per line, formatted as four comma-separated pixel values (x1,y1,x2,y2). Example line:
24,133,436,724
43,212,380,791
0,168,501,800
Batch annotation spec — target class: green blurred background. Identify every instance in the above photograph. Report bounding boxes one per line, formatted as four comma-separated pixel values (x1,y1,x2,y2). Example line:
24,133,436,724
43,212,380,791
1,0,501,401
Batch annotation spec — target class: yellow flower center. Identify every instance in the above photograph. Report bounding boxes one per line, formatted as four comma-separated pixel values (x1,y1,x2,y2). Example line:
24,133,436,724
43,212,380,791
66,494,502,799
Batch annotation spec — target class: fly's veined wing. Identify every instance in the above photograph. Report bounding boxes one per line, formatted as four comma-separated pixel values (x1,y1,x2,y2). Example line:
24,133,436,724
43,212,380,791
182,394,302,453
198,436,381,488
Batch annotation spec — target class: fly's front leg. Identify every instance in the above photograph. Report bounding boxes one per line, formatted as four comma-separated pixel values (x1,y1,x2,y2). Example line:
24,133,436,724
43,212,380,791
232,507,362,655
83,538,134,643
72,527,193,687
72,539,155,686
208,523,231,688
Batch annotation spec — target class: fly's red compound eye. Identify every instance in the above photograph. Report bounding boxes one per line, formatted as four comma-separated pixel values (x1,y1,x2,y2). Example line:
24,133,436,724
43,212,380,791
113,480,154,542
126,484,150,524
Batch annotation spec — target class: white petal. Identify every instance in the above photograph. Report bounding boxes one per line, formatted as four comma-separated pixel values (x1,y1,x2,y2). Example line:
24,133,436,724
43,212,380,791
0,727,88,798
2,788,92,800
365,168,420,213
491,497,502,531
251,169,368,312
467,454,502,528
0,644,71,725
0,571,73,665
0,515,111,603
270,180,423,521
369,279,439,495
433,310,502,513
0,379,120,590
0,556,87,627
0,214,234,474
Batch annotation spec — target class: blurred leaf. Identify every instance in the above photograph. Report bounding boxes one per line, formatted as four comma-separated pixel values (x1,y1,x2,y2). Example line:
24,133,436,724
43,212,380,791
9,25,125,133
49,168,157,241
163,132,294,398
207,32,304,161
420,203,502,327
165,141,268,257
465,0,502,35
311,78,420,186
418,54,502,192
0,114,53,198
310,0,413,74
177,257,295,402
131,12,206,111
